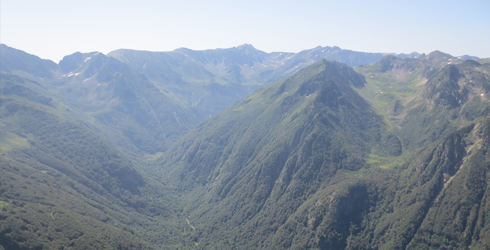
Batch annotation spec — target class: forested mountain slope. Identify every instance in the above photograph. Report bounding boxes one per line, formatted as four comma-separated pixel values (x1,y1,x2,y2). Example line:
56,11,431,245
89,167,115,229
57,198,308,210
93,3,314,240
2,43,490,249
155,55,490,249
0,74,160,249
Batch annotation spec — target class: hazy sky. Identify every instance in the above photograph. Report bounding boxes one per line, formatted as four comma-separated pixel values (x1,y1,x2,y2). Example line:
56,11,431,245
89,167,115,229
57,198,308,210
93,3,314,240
2,0,489,63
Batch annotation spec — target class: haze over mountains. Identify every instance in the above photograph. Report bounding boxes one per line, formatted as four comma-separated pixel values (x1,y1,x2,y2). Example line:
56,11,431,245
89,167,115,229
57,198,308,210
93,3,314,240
0,44,416,155
1,43,490,249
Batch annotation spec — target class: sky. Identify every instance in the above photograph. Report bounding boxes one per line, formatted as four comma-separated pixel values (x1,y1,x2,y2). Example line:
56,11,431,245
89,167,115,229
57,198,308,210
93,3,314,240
1,0,489,63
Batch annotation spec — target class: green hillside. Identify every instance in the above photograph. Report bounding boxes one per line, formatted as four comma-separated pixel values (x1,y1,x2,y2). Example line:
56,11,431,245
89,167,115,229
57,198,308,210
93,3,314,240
2,44,490,249
156,60,394,248
0,73,184,249
155,55,490,249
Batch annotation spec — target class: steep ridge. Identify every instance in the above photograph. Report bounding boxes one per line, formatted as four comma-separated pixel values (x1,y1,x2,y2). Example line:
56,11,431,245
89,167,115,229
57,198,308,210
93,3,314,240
157,59,387,248
357,52,490,150
398,60,490,149
0,44,58,78
422,60,490,110
407,121,490,249
269,124,473,249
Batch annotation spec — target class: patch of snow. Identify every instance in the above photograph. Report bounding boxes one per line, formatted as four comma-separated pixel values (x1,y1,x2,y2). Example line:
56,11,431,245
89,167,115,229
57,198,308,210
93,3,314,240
322,50,325,53
481,94,484,96
84,57,91,62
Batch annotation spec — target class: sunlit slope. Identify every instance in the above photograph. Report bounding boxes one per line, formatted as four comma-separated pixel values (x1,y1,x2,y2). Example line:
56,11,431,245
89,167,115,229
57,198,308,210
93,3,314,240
156,54,490,249
157,59,389,248
357,52,490,150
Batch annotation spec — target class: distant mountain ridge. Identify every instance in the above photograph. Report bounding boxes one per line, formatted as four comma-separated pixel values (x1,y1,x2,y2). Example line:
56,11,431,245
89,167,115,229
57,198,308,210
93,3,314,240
0,43,438,154
106,44,434,118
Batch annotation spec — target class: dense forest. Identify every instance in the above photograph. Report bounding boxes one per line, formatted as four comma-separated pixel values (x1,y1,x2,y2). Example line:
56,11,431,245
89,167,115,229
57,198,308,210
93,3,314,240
1,44,490,249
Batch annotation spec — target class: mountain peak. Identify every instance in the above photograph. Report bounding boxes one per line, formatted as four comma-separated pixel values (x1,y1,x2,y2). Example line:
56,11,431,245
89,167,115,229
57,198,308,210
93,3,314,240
235,43,257,52
316,59,367,88
426,50,454,60
59,51,101,73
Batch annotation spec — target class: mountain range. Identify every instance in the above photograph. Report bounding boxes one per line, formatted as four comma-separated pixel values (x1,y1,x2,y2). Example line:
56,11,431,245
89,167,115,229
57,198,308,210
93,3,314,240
1,43,490,249
0,44,422,155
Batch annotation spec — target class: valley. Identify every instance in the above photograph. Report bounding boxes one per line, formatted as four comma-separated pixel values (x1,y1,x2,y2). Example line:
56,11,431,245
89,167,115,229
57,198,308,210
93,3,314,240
1,43,490,249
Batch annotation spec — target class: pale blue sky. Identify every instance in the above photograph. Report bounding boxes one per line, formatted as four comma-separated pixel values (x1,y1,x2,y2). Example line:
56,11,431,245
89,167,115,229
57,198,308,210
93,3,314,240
2,0,489,62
